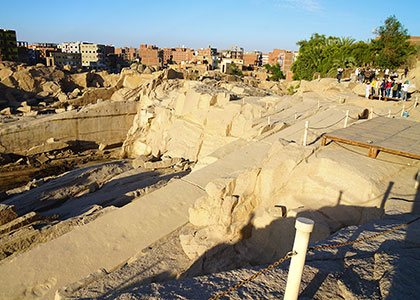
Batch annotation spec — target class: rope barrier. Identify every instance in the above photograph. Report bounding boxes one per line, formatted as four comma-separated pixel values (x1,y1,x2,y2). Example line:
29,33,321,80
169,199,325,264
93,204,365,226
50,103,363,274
208,251,297,300
207,215,420,300
308,116,346,130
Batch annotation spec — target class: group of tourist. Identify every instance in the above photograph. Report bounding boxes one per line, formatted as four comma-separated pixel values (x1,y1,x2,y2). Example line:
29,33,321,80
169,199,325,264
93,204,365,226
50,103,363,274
365,78,410,101
352,66,410,101
354,66,408,84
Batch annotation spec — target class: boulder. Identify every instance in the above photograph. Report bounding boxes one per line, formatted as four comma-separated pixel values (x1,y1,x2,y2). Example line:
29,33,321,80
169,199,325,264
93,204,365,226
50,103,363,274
164,68,183,80
17,105,32,113
42,81,61,94
0,204,18,226
131,155,152,168
71,88,81,98
12,69,36,92
0,107,12,115
57,92,68,102
0,68,13,82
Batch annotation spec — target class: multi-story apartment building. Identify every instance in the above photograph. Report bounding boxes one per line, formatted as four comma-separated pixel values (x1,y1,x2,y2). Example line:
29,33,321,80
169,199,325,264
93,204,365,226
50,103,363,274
28,43,59,64
138,44,163,66
115,47,138,62
80,43,106,68
221,46,244,59
46,52,82,69
162,48,175,64
0,29,18,61
17,41,30,63
171,47,193,64
60,41,81,53
243,51,262,69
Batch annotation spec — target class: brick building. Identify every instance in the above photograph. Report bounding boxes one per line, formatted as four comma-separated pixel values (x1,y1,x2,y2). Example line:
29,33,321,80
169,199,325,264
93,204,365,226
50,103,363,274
115,47,138,61
171,47,193,64
0,29,18,61
408,36,420,45
46,52,82,69
243,51,262,69
139,44,163,66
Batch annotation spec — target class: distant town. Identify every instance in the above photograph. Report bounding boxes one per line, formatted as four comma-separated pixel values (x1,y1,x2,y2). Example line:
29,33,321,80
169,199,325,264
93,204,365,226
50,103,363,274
0,28,298,80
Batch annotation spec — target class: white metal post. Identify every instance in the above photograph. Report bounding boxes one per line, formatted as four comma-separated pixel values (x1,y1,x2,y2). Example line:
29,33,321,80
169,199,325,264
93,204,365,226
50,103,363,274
284,217,315,300
388,109,391,118
317,99,320,110
401,105,405,117
344,110,349,128
268,116,271,125
302,121,309,146
295,113,298,120
370,107,373,119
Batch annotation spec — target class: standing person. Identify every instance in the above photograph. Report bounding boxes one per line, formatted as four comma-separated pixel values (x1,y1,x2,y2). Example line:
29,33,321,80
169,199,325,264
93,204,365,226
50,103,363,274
337,66,344,83
380,79,386,98
397,81,402,99
392,80,398,98
386,79,392,97
355,67,360,82
404,67,409,78
385,68,389,78
371,78,377,95
365,81,371,99
361,68,366,83
375,78,381,96
401,80,409,101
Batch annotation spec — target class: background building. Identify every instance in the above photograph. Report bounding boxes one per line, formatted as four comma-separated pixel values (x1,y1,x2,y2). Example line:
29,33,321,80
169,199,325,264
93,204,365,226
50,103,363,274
80,43,106,68
0,29,18,61
17,41,30,64
60,41,81,53
115,47,138,62
27,43,59,64
46,52,81,69
138,44,163,66
243,51,262,69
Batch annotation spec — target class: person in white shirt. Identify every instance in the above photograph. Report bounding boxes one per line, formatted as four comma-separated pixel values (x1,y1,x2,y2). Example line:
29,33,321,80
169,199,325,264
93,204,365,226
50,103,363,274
401,80,409,101
375,79,381,96
337,66,344,83
355,68,360,82
385,68,389,75
365,81,372,99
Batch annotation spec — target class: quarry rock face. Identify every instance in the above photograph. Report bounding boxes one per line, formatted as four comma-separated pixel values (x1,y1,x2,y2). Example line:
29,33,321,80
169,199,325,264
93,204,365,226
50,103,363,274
0,100,138,155
1,62,420,300
122,80,266,161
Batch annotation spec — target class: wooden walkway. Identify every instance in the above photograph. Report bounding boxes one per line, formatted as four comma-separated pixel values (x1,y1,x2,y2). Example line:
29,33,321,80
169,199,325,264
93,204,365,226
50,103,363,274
322,117,420,159
358,94,401,101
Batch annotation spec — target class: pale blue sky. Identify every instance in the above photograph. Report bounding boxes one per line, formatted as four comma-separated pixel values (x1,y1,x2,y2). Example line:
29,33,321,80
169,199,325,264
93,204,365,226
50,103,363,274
1,0,419,52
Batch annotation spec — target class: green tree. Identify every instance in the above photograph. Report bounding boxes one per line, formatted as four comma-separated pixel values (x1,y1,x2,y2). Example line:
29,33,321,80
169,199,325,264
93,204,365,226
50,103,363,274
264,63,285,81
373,15,416,68
229,62,243,76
